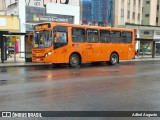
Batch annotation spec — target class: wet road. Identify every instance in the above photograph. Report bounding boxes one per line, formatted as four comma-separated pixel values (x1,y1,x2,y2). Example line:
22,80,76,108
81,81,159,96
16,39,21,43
0,61,160,120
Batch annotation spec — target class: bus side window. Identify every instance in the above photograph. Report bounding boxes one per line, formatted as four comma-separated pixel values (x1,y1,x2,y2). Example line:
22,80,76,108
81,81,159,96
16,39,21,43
100,30,110,43
53,26,68,49
87,29,99,43
111,31,121,43
122,32,132,43
72,28,85,42
54,32,67,43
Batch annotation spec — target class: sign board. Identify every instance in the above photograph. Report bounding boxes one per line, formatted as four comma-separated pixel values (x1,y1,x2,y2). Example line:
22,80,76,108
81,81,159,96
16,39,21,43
25,0,43,7
139,30,154,39
26,6,74,23
154,30,160,39
44,0,80,6
25,0,79,7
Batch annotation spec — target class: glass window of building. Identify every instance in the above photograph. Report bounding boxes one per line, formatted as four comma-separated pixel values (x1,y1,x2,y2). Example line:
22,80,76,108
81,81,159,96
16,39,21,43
146,1,150,4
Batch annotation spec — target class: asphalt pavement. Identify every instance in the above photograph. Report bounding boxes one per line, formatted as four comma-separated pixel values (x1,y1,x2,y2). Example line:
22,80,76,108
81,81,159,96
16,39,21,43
1,60,160,120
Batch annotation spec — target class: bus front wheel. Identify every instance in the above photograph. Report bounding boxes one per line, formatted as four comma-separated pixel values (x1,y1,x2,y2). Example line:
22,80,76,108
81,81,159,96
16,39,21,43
69,54,80,67
109,53,119,65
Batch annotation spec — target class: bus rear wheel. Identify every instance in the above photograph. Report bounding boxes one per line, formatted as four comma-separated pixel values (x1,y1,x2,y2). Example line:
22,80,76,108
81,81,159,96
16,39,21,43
109,53,119,65
69,54,80,67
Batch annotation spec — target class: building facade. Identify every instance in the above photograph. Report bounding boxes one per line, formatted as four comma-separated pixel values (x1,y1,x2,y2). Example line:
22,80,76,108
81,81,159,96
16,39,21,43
81,0,113,26
81,0,92,22
114,0,143,27
92,0,113,25
0,0,80,61
142,0,160,26
0,0,6,15
113,0,160,27
0,15,19,32
112,0,160,56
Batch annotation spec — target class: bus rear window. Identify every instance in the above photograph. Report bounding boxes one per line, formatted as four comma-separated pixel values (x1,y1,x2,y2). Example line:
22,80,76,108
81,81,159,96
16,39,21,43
122,32,132,43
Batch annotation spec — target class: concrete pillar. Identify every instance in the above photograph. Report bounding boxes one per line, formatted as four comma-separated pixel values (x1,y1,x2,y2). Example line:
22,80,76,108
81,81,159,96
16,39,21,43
18,0,26,58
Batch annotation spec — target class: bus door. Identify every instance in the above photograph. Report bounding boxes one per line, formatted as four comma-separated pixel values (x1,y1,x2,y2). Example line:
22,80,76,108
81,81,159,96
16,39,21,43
53,26,68,63
84,29,100,61
71,27,86,61
99,30,111,60
90,43,101,61
121,31,134,59
84,43,93,61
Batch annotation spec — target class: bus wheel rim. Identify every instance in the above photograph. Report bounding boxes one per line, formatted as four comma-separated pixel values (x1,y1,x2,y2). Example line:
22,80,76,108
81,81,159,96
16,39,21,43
112,57,117,63
111,54,118,64
71,57,78,64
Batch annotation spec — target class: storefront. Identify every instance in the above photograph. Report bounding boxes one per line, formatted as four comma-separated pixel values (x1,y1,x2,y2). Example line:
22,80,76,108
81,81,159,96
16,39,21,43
0,16,21,63
137,29,160,57
138,30,154,56
154,30,160,55
125,24,160,57
1,1,80,63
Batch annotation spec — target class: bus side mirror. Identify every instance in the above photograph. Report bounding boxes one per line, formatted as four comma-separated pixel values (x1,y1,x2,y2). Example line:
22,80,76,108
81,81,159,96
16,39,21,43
28,32,33,44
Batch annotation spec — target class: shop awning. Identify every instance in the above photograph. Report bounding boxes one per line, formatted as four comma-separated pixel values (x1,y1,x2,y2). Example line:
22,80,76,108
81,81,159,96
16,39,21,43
136,38,160,41
0,31,26,36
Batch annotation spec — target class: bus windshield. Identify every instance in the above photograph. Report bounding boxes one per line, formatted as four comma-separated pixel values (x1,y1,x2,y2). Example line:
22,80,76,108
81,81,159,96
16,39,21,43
33,30,52,48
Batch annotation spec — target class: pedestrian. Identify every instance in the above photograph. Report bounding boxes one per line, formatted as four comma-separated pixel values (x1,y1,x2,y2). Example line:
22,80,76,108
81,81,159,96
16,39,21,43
136,50,139,57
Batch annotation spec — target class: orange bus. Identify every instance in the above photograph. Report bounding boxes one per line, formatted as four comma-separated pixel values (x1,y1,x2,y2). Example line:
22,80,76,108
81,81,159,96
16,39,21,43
28,22,135,67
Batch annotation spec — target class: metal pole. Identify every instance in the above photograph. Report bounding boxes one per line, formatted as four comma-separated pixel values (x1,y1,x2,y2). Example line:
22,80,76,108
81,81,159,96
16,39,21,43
152,41,155,58
1,35,7,63
14,40,16,62
0,35,3,63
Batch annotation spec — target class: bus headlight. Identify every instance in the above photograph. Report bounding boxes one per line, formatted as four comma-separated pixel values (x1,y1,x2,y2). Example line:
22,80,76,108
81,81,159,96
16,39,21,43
45,52,52,57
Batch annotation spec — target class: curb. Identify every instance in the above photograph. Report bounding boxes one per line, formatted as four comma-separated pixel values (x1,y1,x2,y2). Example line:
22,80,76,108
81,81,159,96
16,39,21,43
0,59,160,67
0,63,52,67
120,58,160,62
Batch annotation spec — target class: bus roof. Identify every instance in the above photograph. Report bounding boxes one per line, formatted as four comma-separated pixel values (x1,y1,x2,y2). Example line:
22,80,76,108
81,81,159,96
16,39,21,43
36,22,134,31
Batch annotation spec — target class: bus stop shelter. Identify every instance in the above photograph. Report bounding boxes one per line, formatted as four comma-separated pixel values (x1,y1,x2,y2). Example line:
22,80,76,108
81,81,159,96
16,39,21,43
136,38,160,58
0,31,28,63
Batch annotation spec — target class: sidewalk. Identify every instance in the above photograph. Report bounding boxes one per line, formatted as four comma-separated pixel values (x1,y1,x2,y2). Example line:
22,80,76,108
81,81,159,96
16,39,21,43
122,56,160,62
0,56,160,67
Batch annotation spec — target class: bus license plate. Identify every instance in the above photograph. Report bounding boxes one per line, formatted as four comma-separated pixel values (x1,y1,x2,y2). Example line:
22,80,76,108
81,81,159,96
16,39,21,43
36,58,40,61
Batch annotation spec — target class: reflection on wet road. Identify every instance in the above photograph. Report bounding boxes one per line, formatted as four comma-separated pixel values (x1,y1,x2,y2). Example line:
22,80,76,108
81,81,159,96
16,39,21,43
0,61,160,114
